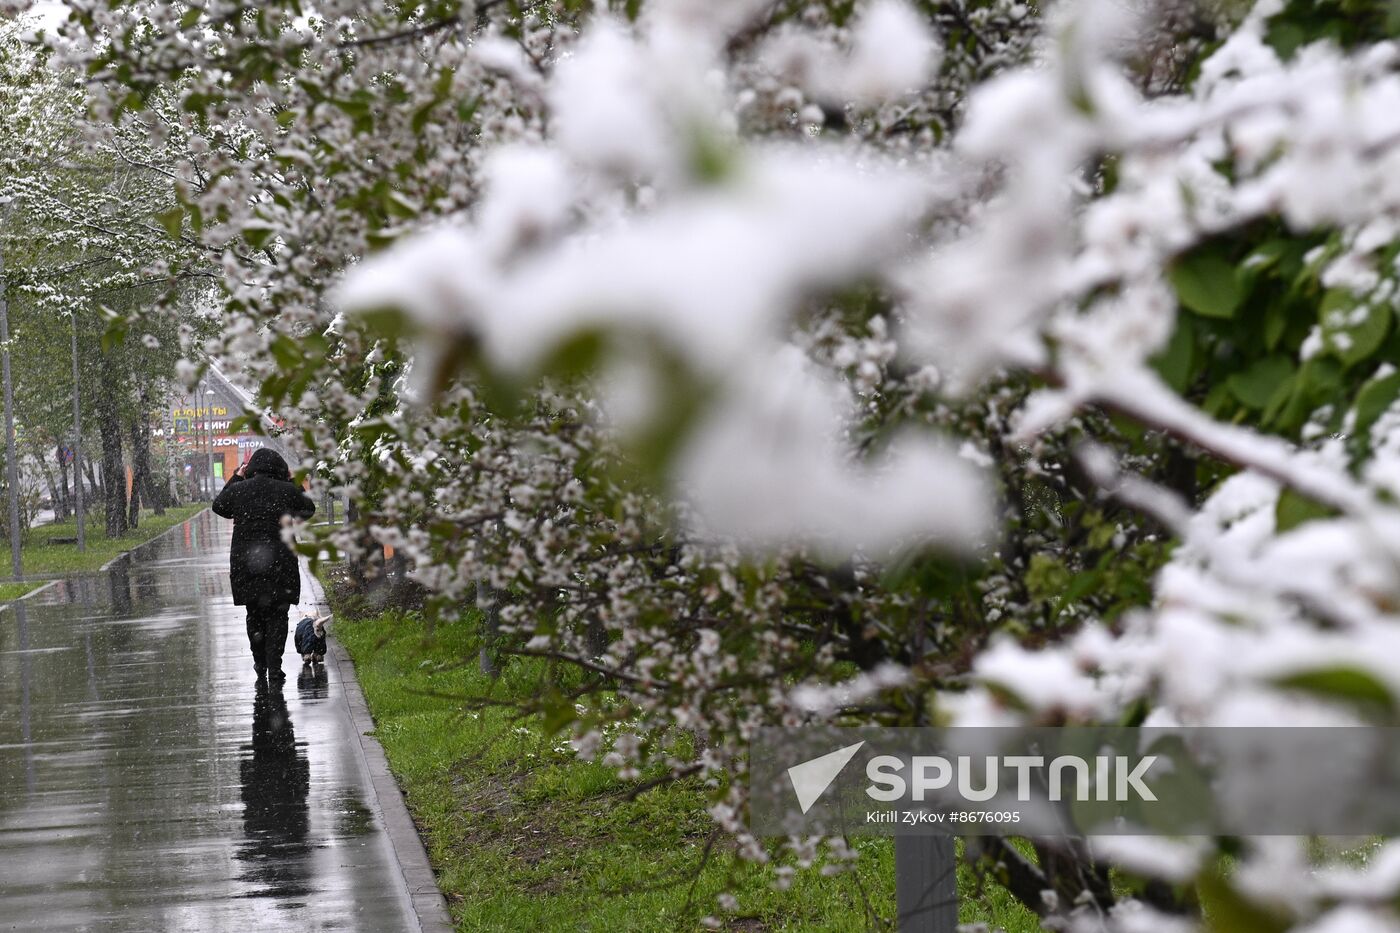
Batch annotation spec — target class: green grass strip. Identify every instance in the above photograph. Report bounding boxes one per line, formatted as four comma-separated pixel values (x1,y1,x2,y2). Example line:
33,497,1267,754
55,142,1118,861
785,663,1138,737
0,503,207,581
333,607,1042,932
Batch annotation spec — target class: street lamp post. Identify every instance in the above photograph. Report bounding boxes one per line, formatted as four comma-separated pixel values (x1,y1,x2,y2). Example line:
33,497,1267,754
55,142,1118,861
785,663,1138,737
0,233,22,579
204,387,216,500
195,382,206,499
163,403,176,509
70,311,84,552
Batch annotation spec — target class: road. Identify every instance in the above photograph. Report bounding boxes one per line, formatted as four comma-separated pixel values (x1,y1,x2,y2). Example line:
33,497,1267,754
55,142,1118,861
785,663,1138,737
0,509,420,932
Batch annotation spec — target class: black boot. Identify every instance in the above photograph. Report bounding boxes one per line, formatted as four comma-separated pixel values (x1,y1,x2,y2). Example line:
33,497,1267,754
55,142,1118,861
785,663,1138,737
266,647,284,684
264,607,289,684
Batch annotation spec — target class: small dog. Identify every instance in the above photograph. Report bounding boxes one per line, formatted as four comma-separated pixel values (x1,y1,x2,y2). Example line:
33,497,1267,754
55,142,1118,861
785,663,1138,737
293,614,331,666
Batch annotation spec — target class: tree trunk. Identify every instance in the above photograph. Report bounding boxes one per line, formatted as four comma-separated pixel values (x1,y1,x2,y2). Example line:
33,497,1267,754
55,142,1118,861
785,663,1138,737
387,548,409,582
83,456,100,502
347,497,364,587
133,405,162,516
96,386,128,538
55,445,70,521
147,468,165,513
345,498,384,592
36,455,58,526
126,449,140,530
126,413,149,529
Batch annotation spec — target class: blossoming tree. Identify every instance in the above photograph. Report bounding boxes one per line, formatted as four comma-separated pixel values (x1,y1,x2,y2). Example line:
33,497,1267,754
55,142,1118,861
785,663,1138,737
36,0,1400,926
0,21,210,532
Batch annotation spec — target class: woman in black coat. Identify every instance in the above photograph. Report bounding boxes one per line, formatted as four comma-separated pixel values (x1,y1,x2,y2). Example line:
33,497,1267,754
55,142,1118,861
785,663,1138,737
212,448,316,682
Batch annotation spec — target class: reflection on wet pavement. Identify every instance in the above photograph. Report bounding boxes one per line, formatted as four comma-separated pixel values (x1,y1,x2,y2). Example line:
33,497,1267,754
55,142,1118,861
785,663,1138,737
238,687,312,903
0,510,417,932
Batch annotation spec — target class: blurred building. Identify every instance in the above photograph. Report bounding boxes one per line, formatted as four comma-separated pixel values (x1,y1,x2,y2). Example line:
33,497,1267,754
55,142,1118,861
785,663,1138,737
158,366,293,498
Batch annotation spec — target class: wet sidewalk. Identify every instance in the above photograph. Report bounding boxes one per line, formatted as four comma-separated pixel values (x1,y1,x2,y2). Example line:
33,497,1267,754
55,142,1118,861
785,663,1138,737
0,510,423,932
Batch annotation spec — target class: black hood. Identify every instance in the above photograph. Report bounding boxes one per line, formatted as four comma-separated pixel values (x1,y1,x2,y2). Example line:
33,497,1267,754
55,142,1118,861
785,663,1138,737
246,448,291,481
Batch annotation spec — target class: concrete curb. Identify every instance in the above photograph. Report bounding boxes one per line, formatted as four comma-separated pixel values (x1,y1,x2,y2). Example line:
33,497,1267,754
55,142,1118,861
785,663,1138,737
306,574,455,933
100,507,212,572
14,577,59,603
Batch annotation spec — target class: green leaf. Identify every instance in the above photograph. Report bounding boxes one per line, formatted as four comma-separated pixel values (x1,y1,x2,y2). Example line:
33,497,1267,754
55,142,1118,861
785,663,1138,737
384,191,418,220
1274,487,1337,533
243,224,275,251
1050,569,1103,621
1274,357,1342,431
540,692,576,735
1274,666,1395,715
1320,290,1391,367
457,95,481,124
180,7,201,28
688,129,737,185
1169,250,1245,319
411,102,436,135
1118,696,1150,727
1240,239,1291,278
269,334,303,370
1263,299,1289,350
1260,371,1298,427
101,317,128,353
981,681,1032,713
1151,316,1197,393
227,414,263,435
1203,381,1233,418
1026,553,1071,601
880,553,975,601
1353,371,1400,440
331,97,368,117
1199,870,1289,933
1227,355,1294,409
155,206,184,238
1265,19,1308,59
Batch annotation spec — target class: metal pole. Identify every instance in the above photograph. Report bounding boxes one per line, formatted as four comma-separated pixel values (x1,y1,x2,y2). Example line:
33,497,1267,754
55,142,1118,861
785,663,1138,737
205,388,215,499
894,837,958,933
70,312,85,552
196,383,205,499
196,389,202,498
0,243,21,579
197,388,202,498
165,401,176,508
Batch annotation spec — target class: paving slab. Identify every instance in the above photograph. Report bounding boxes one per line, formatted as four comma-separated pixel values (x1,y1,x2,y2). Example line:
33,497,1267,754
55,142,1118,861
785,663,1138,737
0,510,442,932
